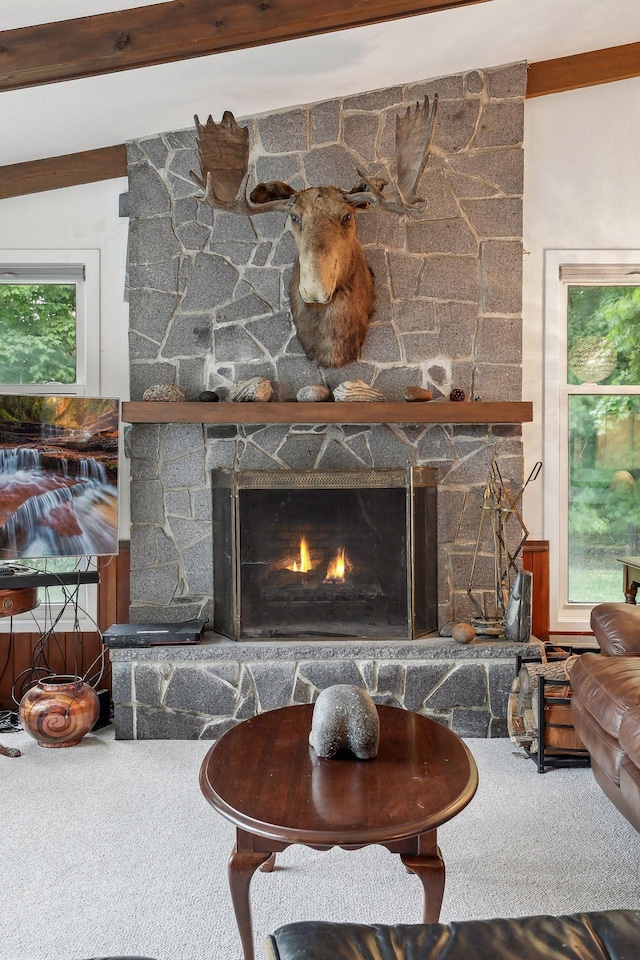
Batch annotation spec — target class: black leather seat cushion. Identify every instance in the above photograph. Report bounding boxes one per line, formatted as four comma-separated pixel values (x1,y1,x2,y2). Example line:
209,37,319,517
266,911,640,960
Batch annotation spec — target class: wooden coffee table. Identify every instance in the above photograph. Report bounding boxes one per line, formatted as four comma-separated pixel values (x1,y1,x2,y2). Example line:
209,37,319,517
200,703,478,960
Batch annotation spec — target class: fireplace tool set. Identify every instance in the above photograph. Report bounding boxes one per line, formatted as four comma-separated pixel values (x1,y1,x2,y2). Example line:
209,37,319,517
467,459,542,638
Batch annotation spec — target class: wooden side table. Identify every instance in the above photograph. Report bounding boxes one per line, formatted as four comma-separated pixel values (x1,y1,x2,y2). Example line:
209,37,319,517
200,704,478,960
617,556,640,604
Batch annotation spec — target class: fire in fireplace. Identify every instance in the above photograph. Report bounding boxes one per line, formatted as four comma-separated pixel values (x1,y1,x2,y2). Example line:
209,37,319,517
212,467,437,640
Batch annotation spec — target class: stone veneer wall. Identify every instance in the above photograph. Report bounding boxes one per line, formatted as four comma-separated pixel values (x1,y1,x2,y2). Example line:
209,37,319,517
122,62,527,739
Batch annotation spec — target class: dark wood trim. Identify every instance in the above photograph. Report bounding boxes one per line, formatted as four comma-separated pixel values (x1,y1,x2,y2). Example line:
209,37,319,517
0,0,490,93
116,541,131,625
122,400,533,425
98,543,130,631
526,42,640,98
0,145,127,200
523,539,549,642
98,554,118,634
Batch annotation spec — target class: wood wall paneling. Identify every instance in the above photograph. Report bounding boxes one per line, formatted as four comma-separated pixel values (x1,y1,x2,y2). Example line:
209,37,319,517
522,539,550,641
0,0,490,92
0,544,130,711
0,630,106,710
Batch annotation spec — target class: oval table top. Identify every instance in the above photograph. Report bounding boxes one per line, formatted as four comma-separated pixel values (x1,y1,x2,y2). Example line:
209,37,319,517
200,704,478,847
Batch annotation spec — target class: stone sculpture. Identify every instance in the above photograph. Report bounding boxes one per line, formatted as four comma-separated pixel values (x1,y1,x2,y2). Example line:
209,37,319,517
309,684,380,760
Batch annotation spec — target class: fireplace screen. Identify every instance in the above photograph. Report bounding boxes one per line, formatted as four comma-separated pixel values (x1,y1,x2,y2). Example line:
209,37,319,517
212,467,437,641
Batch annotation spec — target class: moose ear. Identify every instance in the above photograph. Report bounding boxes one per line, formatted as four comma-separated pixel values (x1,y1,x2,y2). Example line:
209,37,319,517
250,181,297,204
344,175,388,209
344,194,374,210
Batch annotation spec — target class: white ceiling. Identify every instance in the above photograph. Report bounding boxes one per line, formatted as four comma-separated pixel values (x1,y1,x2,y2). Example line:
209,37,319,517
2,0,640,166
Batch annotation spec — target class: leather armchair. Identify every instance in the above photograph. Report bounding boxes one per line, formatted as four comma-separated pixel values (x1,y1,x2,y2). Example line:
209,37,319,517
589,603,640,656
570,603,640,832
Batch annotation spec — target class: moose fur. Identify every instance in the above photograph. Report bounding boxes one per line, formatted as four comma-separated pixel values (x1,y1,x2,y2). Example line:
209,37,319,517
253,184,376,368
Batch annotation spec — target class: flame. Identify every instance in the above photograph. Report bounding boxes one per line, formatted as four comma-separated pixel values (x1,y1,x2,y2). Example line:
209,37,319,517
325,547,346,583
287,535,313,573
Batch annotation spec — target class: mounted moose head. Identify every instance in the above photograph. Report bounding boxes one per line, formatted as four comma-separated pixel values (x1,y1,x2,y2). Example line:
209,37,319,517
190,97,438,368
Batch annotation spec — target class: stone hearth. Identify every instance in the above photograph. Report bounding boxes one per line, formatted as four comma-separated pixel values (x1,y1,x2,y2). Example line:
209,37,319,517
110,635,537,740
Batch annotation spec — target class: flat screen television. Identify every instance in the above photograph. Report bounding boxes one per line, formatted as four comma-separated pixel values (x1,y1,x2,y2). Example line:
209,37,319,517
0,395,119,560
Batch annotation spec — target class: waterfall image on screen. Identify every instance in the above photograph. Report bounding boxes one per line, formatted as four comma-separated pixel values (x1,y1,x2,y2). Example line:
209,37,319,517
0,396,119,559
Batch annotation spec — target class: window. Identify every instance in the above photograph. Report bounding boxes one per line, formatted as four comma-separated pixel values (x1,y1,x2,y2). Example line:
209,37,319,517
0,251,101,630
545,252,640,631
0,250,99,395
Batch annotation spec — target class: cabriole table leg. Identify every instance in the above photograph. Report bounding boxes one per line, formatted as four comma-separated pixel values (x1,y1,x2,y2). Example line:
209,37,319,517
228,837,274,960
400,831,446,923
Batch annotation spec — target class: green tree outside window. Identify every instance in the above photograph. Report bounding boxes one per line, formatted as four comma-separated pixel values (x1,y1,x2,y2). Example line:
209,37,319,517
0,284,76,384
567,285,640,602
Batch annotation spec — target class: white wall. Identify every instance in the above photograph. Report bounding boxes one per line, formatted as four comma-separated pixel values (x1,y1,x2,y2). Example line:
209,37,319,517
0,177,131,539
522,76,640,540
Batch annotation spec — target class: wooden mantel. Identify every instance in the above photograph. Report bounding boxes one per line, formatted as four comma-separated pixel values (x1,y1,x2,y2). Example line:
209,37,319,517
122,400,532,425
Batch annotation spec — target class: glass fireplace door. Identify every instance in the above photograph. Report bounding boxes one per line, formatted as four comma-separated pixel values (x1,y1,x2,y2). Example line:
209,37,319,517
239,485,408,638
212,467,437,641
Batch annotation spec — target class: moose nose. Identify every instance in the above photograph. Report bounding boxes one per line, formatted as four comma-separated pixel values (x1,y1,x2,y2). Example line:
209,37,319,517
300,287,331,304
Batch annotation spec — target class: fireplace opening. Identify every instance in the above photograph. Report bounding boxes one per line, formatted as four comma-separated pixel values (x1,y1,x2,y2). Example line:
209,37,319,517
212,467,437,640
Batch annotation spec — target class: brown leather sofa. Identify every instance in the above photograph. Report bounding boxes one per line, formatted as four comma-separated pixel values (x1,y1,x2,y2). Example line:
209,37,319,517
265,911,640,960
570,603,640,832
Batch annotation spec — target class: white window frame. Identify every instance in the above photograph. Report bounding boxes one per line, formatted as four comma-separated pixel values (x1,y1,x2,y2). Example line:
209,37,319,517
0,249,100,395
0,249,102,632
544,249,640,632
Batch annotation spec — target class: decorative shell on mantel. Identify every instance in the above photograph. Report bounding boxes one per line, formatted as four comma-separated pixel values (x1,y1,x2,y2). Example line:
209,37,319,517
333,380,386,402
228,377,273,402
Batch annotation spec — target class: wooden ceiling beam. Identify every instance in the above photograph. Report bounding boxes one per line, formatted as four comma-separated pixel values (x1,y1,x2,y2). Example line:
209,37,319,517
526,41,640,97
0,145,127,200
0,0,490,93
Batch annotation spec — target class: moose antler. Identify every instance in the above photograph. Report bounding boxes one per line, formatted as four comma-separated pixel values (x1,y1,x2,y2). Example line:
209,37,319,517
346,94,439,215
190,111,292,215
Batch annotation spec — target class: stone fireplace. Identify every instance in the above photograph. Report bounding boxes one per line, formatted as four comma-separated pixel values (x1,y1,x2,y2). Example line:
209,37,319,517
112,60,534,740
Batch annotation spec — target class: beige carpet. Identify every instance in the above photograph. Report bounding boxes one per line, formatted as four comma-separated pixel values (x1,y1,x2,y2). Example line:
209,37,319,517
2,725,638,960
